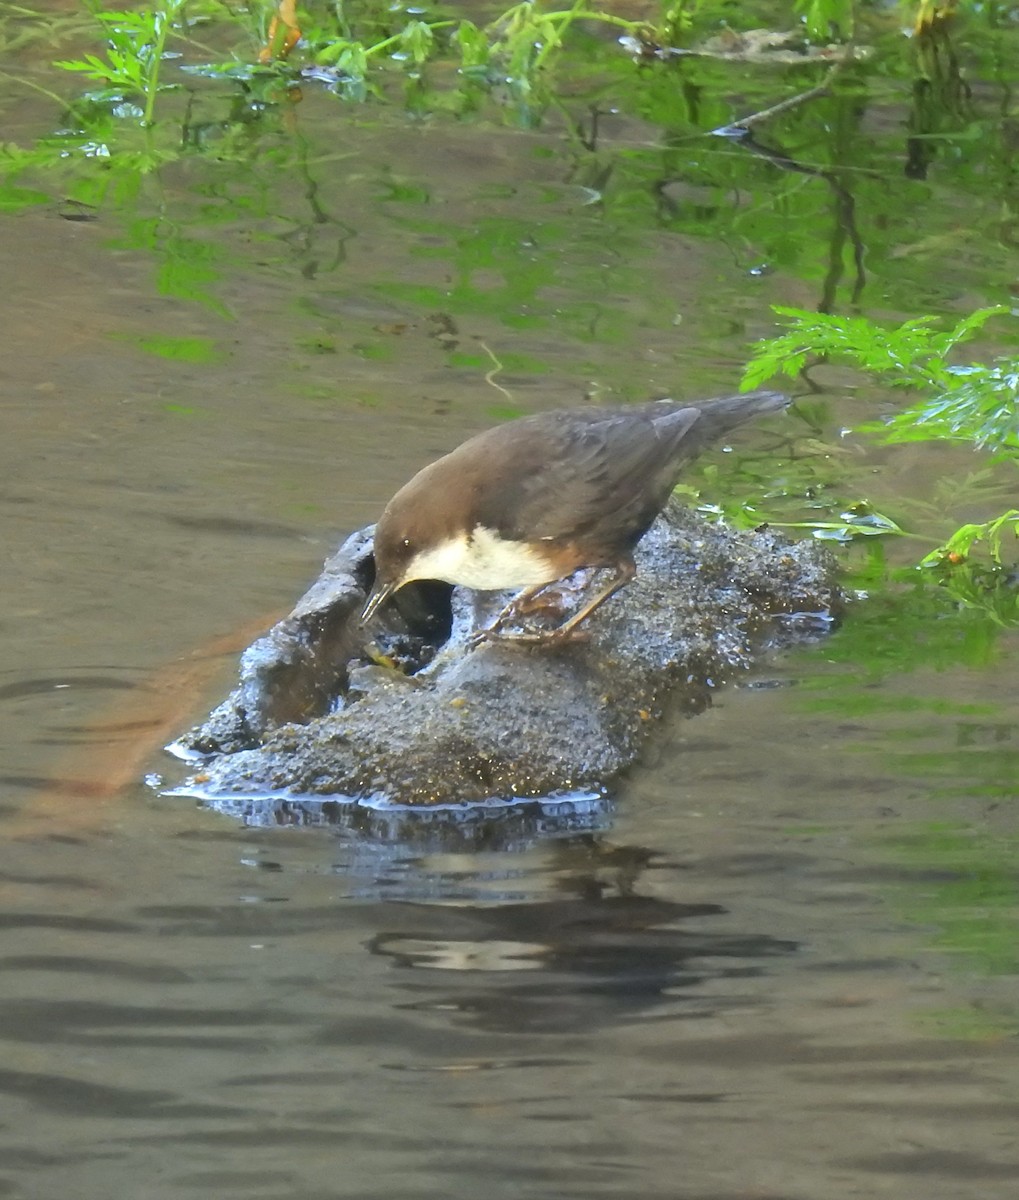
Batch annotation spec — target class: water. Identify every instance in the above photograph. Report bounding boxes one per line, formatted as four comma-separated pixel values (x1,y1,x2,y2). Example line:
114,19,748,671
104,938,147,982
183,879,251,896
2,10,1018,1198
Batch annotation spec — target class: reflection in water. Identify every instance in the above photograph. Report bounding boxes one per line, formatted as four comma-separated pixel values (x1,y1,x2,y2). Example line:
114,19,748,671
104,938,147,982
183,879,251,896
195,789,616,852
371,889,796,1034
347,832,797,1033
3,727,1018,1199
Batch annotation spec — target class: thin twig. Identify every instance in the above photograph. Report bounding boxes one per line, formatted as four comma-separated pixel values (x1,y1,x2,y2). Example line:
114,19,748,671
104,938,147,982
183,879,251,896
477,340,515,405
712,62,847,136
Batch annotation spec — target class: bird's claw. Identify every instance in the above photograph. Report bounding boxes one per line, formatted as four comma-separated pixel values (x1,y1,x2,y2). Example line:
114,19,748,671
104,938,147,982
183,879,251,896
466,623,592,651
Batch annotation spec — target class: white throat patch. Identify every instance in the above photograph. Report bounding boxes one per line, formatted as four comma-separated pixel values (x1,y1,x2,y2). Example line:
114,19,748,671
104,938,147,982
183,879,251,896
405,525,558,590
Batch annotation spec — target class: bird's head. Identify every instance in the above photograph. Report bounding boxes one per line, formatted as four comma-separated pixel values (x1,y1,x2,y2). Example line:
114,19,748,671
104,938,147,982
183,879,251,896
361,504,427,623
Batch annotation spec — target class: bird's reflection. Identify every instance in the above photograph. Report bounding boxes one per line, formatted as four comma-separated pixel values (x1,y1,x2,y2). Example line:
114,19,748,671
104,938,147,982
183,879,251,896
365,836,799,1034
210,797,800,1032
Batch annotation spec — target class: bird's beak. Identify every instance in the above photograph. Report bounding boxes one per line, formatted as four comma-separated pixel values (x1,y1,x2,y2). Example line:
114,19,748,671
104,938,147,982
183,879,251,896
361,581,397,624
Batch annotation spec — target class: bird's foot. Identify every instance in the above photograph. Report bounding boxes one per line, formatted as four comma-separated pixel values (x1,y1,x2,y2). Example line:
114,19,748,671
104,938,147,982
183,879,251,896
466,623,591,651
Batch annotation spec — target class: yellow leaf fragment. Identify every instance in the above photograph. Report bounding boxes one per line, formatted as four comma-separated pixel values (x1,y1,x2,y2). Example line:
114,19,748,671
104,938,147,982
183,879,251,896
259,0,301,63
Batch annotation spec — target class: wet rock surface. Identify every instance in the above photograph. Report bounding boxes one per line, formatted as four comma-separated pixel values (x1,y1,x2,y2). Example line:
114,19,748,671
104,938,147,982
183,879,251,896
172,503,841,806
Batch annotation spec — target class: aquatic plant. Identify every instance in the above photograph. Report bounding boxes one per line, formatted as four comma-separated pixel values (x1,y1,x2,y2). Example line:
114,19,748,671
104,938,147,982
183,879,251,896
53,0,190,125
743,305,1019,619
42,0,662,119
0,0,997,135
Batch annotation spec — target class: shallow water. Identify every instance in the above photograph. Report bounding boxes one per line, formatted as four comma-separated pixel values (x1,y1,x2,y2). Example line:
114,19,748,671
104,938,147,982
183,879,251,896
3,13,1019,1198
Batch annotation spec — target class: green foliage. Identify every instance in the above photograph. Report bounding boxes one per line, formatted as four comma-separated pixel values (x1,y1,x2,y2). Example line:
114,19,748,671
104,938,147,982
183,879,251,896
453,19,490,74
488,0,641,81
673,403,914,553
742,305,1009,397
42,0,659,125
763,503,907,544
920,511,1019,626
923,510,1019,567
690,469,908,547
742,305,1019,621
743,304,1018,458
54,0,188,125
793,0,854,41
876,362,1019,452
924,558,1019,626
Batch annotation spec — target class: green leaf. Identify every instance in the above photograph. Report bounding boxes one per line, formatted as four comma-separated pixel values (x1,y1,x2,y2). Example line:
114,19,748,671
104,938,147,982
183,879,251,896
400,20,434,67
454,20,490,70
336,43,369,80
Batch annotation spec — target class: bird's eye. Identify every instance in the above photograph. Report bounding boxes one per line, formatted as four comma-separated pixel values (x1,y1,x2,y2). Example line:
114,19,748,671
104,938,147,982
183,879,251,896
401,538,412,549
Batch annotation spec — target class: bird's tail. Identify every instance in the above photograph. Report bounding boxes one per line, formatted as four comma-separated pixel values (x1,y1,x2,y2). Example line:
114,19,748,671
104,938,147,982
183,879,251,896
686,389,791,443
646,388,790,462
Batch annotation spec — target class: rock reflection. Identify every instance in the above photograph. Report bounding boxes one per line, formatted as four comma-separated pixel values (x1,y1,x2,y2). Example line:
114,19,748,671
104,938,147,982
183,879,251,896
196,790,615,853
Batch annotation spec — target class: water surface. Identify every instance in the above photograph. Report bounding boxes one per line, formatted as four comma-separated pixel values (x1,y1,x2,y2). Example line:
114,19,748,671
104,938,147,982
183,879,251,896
2,12,1018,1198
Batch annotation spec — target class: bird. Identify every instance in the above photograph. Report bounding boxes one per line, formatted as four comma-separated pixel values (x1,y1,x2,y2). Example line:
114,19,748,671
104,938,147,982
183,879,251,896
362,389,790,645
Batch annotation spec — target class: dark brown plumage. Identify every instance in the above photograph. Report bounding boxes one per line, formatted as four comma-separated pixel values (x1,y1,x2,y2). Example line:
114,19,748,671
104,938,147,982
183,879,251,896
363,389,789,643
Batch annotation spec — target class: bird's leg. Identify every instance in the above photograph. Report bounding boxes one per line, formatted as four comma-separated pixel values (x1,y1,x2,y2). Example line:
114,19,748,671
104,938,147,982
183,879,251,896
470,559,636,648
544,557,636,640
465,581,553,649
490,582,554,632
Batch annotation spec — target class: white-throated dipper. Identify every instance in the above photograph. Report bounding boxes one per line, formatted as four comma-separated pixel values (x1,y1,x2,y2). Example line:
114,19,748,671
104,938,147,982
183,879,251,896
362,389,789,644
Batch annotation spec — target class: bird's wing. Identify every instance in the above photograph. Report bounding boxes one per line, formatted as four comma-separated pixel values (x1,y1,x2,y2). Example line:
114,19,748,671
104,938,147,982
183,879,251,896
471,406,702,544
